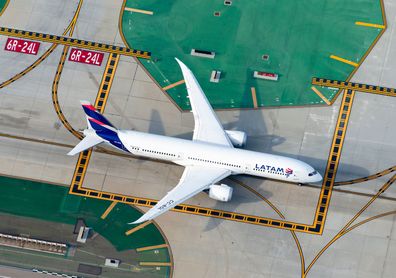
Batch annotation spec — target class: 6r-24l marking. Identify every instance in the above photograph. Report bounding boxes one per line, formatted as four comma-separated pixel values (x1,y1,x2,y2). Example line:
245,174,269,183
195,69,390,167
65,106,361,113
68,48,104,66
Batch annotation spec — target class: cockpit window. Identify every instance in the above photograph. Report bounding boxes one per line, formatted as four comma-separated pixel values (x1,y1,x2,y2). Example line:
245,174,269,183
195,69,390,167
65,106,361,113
308,170,317,176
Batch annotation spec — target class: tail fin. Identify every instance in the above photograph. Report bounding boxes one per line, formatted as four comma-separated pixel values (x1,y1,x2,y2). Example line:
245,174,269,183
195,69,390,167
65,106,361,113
67,101,117,156
80,101,116,132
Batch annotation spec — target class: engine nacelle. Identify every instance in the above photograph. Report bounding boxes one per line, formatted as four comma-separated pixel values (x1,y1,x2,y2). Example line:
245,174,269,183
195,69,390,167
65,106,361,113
225,130,247,147
208,184,233,202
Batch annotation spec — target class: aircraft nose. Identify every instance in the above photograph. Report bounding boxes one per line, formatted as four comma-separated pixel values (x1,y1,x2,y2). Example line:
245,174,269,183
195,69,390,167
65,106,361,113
312,173,323,183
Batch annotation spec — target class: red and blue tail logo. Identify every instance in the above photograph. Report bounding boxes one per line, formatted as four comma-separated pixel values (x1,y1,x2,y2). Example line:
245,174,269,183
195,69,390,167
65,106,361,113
81,101,128,152
81,101,116,131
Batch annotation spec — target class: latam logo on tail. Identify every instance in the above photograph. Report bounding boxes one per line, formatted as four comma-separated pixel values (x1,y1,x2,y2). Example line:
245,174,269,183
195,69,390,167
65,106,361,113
255,164,294,176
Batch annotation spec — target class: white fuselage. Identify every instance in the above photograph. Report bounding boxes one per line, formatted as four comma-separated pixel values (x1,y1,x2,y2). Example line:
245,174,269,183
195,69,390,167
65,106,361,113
117,130,322,184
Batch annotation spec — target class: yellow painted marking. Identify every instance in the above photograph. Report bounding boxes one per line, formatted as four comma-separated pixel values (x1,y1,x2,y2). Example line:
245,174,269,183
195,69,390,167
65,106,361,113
101,201,117,219
355,21,385,29
0,27,151,58
0,0,10,17
311,86,331,105
312,78,396,97
51,0,85,140
314,90,355,234
335,166,396,186
136,244,169,252
251,87,258,108
53,46,83,140
304,174,396,277
125,221,152,236
162,80,185,91
139,262,172,267
1,42,55,89
330,55,358,67
125,7,154,15
95,53,120,109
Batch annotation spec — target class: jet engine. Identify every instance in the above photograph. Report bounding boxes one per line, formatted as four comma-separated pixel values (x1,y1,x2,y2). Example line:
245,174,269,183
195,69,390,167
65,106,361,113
208,184,233,202
225,130,247,147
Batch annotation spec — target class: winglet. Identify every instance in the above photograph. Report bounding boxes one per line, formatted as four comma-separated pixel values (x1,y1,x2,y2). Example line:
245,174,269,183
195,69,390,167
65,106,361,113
174,57,182,65
175,58,190,76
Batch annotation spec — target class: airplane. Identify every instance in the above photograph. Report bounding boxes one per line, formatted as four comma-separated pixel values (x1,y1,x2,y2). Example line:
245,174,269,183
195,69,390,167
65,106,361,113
68,58,322,224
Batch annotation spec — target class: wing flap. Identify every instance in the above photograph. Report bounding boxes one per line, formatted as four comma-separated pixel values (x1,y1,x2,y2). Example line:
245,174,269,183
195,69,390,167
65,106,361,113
130,166,231,224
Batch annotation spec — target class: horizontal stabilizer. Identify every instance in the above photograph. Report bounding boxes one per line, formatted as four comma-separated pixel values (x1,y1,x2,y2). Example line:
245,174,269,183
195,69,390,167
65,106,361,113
67,135,103,156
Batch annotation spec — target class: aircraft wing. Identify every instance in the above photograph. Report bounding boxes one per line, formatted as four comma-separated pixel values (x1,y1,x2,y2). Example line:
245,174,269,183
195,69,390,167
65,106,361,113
175,58,233,148
130,166,231,224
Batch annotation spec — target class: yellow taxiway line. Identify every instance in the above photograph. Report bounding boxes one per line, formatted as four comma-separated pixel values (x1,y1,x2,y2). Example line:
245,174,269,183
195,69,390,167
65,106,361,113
0,0,83,89
335,166,396,186
355,21,385,29
139,262,172,267
0,0,10,17
136,244,169,252
0,27,150,58
162,80,185,91
101,201,118,219
251,87,258,108
125,221,152,236
311,86,331,105
312,77,396,97
313,89,355,234
330,55,358,67
125,7,154,15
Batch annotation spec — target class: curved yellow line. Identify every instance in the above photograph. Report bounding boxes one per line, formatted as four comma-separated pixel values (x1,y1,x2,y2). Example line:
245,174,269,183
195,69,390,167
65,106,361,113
230,177,306,276
52,46,83,139
0,0,10,17
230,178,285,218
118,0,129,49
0,44,58,89
335,165,396,186
51,0,85,140
0,0,83,90
344,210,396,234
304,174,396,276
292,231,306,277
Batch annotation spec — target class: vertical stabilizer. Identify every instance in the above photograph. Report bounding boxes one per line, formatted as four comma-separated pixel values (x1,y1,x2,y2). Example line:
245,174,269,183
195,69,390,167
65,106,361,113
67,101,126,156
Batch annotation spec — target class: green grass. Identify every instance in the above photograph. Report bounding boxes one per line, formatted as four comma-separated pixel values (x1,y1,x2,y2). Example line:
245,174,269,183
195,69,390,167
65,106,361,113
138,248,170,262
122,0,384,109
0,176,168,251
